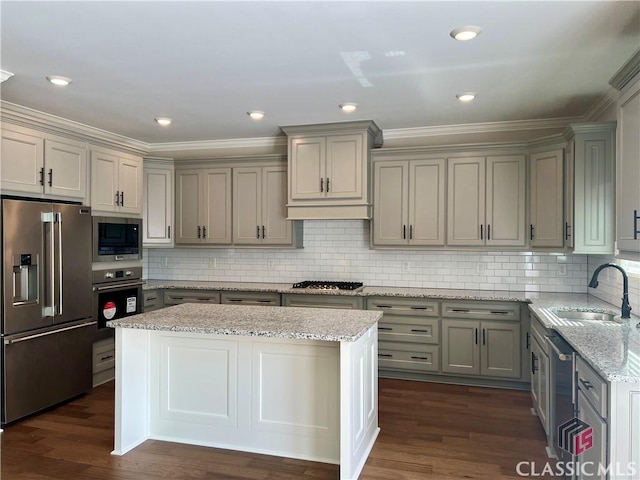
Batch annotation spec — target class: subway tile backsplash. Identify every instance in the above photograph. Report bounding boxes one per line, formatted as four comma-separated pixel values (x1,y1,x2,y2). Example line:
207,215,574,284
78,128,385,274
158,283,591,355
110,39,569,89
145,220,591,293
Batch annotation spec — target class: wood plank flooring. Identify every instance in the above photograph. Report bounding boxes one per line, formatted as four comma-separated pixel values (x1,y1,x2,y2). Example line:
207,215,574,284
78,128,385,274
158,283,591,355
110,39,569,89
1,379,554,479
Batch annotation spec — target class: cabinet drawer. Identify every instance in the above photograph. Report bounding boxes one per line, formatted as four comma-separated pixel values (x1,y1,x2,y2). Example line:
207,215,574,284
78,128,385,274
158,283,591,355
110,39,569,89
442,301,520,321
164,290,220,305
93,338,115,374
378,342,440,372
143,290,162,310
378,317,439,344
283,294,363,310
576,356,608,416
220,291,281,306
367,297,439,316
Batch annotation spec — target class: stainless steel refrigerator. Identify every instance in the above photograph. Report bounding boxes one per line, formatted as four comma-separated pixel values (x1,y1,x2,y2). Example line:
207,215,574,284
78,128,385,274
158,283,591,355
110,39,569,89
1,198,95,424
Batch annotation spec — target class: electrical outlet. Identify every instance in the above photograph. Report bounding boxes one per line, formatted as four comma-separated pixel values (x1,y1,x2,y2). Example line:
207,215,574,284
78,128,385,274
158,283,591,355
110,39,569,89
209,258,217,268
267,259,275,268
401,261,410,272
557,264,567,276
476,263,486,274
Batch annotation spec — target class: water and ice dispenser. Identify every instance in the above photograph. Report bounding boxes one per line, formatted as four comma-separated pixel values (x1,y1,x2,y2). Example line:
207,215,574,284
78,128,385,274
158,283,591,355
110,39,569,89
12,253,38,305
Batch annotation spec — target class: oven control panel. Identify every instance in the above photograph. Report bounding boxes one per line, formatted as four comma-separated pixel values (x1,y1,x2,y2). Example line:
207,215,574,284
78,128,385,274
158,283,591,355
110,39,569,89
92,267,143,285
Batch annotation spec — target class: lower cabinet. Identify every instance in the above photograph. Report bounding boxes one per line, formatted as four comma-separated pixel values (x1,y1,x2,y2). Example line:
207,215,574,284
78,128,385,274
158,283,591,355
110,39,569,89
282,294,364,310
220,291,281,306
440,302,522,379
93,337,115,387
163,289,220,305
143,290,164,312
530,330,551,435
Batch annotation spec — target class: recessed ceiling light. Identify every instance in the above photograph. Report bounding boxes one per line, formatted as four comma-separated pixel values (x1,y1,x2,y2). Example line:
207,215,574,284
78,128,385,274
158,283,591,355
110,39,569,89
450,26,482,41
456,93,477,102
247,110,265,120
155,117,172,126
339,103,358,113
46,75,72,86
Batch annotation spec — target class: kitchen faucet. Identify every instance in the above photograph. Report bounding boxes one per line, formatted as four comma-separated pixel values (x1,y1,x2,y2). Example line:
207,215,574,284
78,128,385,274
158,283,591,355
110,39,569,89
588,263,632,318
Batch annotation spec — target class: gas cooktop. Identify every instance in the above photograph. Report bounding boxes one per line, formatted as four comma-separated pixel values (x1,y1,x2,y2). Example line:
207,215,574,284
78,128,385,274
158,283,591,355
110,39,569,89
292,280,364,291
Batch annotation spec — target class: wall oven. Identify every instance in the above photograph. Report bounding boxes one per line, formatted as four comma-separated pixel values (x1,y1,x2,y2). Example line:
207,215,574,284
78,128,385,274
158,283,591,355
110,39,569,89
92,216,142,262
92,267,143,340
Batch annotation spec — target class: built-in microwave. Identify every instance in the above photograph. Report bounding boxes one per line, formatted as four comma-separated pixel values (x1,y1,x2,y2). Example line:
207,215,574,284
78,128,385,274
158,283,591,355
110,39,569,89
92,216,142,262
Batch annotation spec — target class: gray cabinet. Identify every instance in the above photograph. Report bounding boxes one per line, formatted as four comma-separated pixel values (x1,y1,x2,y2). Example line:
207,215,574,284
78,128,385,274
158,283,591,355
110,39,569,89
163,289,220,305
175,167,232,245
615,77,640,254
564,123,616,254
92,337,115,387
143,290,164,312
441,301,521,379
220,291,281,306
372,158,446,246
447,155,526,247
281,121,383,220
530,312,551,436
529,149,565,248
143,159,173,246
367,297,440,373
282,294,363,310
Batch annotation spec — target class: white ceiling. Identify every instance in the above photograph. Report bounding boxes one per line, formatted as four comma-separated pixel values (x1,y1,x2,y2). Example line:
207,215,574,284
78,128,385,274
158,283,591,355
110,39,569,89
1,1,639,146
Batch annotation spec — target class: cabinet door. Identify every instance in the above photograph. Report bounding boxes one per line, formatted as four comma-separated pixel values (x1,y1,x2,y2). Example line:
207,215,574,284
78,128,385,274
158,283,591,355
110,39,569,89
410,159,446,245
117,156,143,214
373,161,408,246
44,139,87,199
325,134,363,199
262,166,292,245
447,157,485,246
480,321,521,378
485,155,526,247
529,150,564,247
531,336,550,434
175,169,201,244
441,319,480,375
616,81,640,253
290,137,325,200
577,391,607,480
143,166,173,245
1,127,44,194
90,149,118,212
202,168,232,244
233,167,261,245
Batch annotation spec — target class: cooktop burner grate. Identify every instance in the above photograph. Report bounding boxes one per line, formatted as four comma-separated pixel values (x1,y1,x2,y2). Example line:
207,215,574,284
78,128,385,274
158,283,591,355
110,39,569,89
292,280,364,291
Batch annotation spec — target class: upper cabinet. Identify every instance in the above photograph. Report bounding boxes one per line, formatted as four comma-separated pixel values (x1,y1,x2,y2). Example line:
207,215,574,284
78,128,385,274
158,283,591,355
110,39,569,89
529,149,565,248
143,159,174,247
1,124,87,200
281,121,383,220
447,155,526,247
372,157,446,246
233,164,300,246
90,147,143,215
564,123,616,254
615,77,640,254
175,167,232,245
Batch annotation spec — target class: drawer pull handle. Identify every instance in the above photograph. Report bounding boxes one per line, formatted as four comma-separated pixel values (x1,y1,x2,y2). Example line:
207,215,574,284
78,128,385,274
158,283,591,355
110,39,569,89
228,299,242,302
410,329,430,333
579,378,594,390
490,310,510,315
378,353,393,358
146,296,157,301
410,356,430,361
378,327,393,331
452,308,470,313
376,305,392,309
100,354,114,361
172,297,184,300
197,298,212,301
410,306,428,310
257,300,273,303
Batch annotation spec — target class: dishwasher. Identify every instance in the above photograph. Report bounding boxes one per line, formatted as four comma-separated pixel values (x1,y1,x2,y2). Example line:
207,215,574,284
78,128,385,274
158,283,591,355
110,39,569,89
548,332,576,470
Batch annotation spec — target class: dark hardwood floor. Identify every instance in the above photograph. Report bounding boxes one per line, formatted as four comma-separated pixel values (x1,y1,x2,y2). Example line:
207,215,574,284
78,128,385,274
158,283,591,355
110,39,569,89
1,379,553,479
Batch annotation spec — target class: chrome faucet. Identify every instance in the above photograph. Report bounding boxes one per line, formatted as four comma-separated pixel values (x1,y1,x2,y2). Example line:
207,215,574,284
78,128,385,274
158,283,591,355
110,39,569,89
588,263,632,319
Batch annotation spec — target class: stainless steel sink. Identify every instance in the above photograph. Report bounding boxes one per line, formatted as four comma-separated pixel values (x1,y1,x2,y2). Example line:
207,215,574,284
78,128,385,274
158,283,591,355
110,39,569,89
551,310,616,322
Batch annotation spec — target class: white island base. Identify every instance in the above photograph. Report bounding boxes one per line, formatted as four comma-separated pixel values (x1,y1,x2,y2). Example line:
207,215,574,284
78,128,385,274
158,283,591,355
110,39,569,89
112,324,379,480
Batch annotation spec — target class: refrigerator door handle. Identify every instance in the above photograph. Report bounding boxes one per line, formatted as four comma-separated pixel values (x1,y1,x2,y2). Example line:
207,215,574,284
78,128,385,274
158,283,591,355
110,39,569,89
3,321,97,345
42,211,56,317
56,212,63,316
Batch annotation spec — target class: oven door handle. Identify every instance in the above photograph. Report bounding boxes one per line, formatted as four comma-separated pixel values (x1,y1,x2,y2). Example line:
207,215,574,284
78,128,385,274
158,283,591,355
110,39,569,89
93,281,145,292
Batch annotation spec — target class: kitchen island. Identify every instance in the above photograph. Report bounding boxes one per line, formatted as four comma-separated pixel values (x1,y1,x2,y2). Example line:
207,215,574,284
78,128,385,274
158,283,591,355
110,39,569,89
107,303,382,480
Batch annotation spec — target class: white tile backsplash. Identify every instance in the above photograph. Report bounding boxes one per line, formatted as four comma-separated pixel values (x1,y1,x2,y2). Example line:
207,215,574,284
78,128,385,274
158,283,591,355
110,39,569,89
144,220,590,292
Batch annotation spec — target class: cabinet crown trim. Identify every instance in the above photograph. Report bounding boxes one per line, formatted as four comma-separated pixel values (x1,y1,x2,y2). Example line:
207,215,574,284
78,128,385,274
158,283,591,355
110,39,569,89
280,120,383,147
609,48,640,91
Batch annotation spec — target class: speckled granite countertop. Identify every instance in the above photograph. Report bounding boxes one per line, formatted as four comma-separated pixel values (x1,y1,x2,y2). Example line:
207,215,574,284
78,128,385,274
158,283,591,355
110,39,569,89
107,303,382,342
528,297,640,383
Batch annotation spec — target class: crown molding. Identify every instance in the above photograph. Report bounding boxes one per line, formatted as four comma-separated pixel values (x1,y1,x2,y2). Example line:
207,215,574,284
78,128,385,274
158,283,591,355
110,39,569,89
609,48,640,91
0,101,148,155
148,136,286,155
582,88,619,122
383,117,582,141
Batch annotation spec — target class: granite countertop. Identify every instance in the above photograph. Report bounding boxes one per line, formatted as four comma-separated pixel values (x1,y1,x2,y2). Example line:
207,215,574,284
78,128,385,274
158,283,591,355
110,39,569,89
528,297,640,383
107,303,382,342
